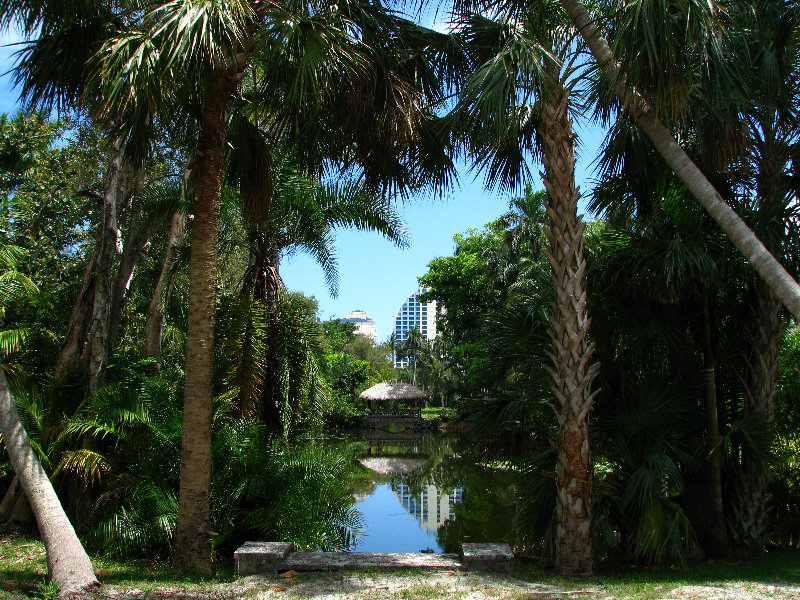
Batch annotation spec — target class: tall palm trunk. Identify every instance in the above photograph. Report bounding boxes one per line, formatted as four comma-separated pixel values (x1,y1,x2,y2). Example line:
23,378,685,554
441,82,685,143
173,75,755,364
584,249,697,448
145,209,186,363
729,281,782,554
559,0,800,320
701,292,728,557
173,69,239,575
728,135,788,554
0,367,98,597
539,60,599,577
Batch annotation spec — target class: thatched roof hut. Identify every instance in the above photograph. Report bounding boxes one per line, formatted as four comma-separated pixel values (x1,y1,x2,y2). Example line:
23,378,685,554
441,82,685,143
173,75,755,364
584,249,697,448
359,381,429,404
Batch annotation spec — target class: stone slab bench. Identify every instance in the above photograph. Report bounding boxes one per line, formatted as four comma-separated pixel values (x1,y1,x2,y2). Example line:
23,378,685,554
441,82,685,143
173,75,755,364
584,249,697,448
460,543,514,574
284,552,462,572
235,542,513,576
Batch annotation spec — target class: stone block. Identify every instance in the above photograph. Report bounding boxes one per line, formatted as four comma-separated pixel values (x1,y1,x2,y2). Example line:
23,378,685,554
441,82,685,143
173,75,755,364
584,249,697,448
460,543,514,574
234,541,294,576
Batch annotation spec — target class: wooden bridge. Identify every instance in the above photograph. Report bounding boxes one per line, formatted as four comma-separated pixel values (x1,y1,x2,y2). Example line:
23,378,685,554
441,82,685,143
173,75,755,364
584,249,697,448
361,408,427,428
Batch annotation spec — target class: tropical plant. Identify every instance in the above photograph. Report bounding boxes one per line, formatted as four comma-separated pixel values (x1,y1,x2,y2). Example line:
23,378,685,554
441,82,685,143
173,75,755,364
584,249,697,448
557,0,800,319
0,243,97,597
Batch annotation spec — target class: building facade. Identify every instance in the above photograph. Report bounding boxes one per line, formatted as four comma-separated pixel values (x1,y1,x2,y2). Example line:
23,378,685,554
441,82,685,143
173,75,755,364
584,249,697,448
340,309,377,340
392,286,438,368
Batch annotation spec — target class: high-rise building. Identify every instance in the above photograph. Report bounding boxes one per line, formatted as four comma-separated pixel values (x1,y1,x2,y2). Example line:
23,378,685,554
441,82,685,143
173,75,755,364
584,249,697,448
392,286,438,368
340,309,377,340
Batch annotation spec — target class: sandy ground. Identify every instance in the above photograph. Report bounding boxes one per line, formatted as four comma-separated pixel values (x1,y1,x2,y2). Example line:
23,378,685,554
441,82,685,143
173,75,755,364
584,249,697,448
96,570,800,600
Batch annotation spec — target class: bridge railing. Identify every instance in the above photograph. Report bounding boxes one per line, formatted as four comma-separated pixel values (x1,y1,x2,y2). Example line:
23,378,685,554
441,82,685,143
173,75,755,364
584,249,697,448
369,408,422,418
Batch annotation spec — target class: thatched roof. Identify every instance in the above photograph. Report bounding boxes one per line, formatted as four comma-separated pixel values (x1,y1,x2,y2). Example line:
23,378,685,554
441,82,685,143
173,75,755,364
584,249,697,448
359,381,429,402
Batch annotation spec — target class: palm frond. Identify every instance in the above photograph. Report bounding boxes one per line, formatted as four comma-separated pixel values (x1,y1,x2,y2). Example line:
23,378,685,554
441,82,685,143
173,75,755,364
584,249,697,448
54,448,111,485
0,327,30,356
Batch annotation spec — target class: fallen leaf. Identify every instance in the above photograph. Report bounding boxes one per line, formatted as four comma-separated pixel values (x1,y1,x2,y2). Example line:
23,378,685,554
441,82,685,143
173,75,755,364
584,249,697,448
274,586,287,592
279,570,297,579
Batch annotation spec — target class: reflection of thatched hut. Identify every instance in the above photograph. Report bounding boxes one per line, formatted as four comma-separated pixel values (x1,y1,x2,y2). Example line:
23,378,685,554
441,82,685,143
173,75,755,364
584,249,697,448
357,456,427,476
359,382,428,419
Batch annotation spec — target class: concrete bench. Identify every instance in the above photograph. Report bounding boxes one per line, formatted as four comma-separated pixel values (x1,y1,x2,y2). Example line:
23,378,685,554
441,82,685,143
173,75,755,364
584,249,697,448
234,541,514,576
234,542,294,576
460,543,514,574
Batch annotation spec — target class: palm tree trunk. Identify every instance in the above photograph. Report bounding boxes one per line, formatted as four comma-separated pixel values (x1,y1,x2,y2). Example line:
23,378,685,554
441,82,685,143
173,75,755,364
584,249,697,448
539,61,599,577
55,141,128,397
729,282,782,555
84,146,129,395
145,209,186,363
559,0,800,320
0,366,98,597
172,68,239,576
701,292,728,557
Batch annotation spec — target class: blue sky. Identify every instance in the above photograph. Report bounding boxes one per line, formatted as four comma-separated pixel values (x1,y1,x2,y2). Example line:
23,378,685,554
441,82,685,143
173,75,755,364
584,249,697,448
0,24,607,343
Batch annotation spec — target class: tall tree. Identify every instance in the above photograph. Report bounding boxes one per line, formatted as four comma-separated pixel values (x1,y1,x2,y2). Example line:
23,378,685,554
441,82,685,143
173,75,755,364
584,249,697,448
449,3,597,574
92,0,453,573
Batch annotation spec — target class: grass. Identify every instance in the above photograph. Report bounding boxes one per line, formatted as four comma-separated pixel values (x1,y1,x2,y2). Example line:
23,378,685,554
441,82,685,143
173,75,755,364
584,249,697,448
513,551,800,600
420,407,458,422
1,533,797,600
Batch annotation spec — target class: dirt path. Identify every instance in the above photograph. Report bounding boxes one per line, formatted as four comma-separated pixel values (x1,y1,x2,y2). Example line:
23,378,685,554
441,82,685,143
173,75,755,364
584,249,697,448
99,570,800,600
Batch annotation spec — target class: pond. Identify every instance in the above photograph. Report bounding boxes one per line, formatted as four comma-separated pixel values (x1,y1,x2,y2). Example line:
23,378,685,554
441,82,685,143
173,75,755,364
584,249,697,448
321,428,518,554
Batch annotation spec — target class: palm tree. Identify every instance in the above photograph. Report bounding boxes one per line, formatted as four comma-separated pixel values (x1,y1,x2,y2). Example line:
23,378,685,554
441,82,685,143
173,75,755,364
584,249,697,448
0,2,164,396
231,147,408,424
90,0,453,573
0,245,97,596
557,0,800,319
402,327,425,387
719,0,800,554
589,0,800,556
449,3,597,575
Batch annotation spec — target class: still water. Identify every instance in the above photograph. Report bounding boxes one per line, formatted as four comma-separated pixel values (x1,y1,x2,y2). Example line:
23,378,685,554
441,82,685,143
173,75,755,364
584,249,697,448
324,429,516,554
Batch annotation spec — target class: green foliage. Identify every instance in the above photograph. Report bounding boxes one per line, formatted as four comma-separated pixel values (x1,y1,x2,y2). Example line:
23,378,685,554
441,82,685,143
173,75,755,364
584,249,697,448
211,422,362,552
322,319,357,354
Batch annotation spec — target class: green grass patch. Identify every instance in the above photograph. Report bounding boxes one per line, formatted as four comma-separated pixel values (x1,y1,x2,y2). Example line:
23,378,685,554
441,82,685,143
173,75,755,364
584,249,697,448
421,407,458,422
513,551,800,599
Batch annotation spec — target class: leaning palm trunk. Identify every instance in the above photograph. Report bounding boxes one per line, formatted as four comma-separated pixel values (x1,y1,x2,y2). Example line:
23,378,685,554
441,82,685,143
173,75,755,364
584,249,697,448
173,68,240,576
559,0,800,320
539,61,599,577
0,366,98,597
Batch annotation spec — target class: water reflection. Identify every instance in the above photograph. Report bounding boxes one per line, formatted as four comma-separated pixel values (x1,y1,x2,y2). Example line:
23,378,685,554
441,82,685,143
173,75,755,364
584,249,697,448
325,428,514,554
393,482,463,533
